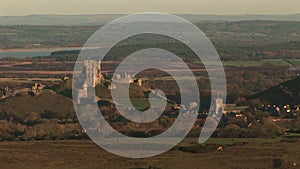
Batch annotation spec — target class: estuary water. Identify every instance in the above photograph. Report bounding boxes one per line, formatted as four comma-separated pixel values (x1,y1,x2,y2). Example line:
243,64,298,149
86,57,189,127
0,47,82,59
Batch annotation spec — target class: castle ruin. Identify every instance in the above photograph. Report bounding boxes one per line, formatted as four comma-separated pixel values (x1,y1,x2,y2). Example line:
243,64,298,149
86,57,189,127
76,60,103,103
83,60,103,87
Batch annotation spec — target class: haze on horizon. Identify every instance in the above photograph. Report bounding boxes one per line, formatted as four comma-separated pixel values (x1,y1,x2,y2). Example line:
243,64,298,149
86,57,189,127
1,0,299,16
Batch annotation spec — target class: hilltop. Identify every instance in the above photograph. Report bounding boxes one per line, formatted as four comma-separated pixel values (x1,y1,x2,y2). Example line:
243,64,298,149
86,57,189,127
0,91,75,120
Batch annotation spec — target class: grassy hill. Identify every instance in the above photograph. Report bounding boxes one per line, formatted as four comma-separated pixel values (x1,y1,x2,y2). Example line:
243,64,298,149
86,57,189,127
0,92,75,120
250,76,300,105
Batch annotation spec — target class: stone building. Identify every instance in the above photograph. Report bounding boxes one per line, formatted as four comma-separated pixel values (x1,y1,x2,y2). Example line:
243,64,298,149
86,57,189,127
83,60,103,87
76,60,103,103
215,97,224,116
31,83,45,96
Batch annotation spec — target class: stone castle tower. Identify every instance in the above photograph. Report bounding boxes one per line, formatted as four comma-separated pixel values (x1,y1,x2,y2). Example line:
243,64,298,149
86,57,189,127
215,97,224,115
76,60,103,103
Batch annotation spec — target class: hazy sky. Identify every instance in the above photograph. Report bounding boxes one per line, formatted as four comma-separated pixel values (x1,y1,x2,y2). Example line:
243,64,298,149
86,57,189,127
1,0,299,16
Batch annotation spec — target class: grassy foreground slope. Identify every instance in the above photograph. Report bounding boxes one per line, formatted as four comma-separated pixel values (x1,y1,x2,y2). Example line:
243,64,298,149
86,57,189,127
0,140,299,169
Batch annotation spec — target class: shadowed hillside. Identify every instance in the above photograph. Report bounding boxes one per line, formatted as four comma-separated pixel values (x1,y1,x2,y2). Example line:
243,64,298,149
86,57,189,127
250,76,300,105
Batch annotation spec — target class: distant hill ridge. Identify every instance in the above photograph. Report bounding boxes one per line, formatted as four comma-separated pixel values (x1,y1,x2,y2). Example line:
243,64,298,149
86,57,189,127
1,14,300,25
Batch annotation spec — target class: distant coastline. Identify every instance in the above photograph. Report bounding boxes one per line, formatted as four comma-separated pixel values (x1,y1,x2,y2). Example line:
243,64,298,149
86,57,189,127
0,14,300,26
0,47,82,52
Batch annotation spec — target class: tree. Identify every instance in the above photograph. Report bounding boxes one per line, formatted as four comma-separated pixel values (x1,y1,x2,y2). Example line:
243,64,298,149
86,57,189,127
24,112,40,126
262,118,286,137
217,124,244,138
294,117,300,130
249,99,262,108
23,127,37,140
0,120,25,141
228,117,248,128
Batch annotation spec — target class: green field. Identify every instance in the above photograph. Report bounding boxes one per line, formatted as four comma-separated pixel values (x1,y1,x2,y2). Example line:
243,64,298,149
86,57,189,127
222,59,294,67
117,98,172,111
287,59,300,66
194,59,300,67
